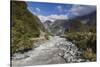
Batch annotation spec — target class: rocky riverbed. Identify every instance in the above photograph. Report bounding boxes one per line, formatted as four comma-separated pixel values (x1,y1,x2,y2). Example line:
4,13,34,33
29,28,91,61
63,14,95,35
11,36,85,67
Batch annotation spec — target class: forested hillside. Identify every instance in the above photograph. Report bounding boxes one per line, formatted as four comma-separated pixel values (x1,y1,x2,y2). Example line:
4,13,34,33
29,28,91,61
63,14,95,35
11,1,45,54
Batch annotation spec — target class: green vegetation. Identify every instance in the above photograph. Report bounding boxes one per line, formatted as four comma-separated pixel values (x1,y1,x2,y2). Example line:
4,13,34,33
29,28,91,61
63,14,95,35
11,1,45,55
83,48,96,61
65,32,96,61
64,19,96,61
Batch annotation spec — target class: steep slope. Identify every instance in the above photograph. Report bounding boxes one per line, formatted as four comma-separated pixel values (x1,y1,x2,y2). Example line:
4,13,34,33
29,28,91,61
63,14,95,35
76,11,96,25
11,1,45,54
69,11,96,32
44,11,96,35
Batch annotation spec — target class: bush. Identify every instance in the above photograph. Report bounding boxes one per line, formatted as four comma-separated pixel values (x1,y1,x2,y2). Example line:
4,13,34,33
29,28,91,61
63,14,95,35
65,32,96,61
11,34,33,54
82,48,96,61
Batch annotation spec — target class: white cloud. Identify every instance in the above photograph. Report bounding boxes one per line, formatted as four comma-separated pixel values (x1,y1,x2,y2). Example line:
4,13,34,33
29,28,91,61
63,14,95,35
36,8,40,13
69,5,96,16
38,15,52,23
48,14,68,20
38,14,68,23
57,5,63,12
27,7,37,15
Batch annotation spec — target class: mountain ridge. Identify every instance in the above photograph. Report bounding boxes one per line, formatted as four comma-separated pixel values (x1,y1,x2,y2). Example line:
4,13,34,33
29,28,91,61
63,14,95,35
43,11,96,35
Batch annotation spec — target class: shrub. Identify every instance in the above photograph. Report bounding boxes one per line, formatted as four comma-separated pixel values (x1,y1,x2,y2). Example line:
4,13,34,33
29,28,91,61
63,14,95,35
65,32,96,61
82,48,96,61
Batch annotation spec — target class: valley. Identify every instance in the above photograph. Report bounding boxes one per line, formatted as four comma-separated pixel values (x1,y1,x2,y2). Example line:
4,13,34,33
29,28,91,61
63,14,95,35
11,1,96,66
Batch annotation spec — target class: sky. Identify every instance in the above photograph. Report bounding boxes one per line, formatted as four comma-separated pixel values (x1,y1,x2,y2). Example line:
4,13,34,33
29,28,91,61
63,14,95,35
26,1,96,22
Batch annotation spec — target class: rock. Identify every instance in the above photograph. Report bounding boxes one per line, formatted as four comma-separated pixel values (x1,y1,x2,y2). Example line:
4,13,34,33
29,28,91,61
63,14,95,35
12,53,29,60
12,36,85,66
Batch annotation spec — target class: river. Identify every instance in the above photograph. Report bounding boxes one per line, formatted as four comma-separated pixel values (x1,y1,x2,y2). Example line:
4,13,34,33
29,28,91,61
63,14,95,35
12,36,85,66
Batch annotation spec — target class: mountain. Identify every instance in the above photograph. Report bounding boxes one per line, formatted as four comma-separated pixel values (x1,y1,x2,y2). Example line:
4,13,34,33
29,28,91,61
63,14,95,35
11,1,46,54
43,11,96,35
70,11,96,32
75,11,96,25
44,20,53,29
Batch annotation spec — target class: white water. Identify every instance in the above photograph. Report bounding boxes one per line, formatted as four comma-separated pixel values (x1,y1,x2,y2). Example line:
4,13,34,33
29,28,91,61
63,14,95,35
12,36,84,66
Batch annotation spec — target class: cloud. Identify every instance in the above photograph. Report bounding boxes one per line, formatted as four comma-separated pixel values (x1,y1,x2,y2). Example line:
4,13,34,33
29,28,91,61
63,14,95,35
27,7,37,15
38,14,68,23
57,5,63,12
37,15,51,23
27,7,40,15
36,8,41,13
69,5,96,16
48,14,68,20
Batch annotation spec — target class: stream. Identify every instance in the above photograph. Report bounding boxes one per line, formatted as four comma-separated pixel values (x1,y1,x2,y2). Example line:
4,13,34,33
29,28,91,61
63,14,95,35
12,36,85,66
